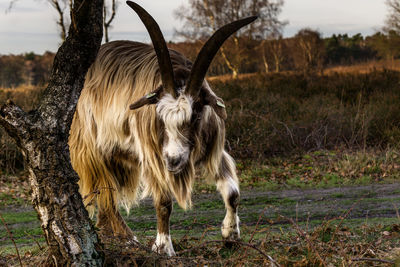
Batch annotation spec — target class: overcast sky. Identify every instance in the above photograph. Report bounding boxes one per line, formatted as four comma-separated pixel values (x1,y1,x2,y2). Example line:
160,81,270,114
0,0,388,54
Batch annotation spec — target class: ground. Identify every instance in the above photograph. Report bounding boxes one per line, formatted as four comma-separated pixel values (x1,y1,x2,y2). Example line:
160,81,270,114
1,178,399,266
1,150,400,265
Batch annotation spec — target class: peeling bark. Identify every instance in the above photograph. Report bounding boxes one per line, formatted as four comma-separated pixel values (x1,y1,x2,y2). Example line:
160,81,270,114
0,0,104,265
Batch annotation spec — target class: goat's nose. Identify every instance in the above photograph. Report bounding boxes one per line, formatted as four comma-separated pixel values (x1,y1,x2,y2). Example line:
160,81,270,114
168,156,181,168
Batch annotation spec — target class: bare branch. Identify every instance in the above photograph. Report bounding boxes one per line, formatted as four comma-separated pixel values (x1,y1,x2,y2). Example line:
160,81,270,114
0,213,23,267
176,239,280,266
103,0,118,42
0,100,32,147
49,0,68,41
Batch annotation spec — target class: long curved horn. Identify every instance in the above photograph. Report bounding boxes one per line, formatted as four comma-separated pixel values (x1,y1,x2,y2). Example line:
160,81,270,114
126,1,176,96
186,16,258,97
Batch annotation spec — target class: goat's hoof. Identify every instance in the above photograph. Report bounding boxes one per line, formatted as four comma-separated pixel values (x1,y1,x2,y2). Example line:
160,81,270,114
221,223,240,239
152,243,176,257
152,234,176,257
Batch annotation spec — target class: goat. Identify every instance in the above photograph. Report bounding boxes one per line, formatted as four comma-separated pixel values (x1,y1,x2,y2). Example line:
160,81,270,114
69,1,256,256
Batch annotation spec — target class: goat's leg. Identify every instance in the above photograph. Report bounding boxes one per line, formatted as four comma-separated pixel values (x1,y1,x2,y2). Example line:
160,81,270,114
152,194,175,256
216,151,240,241
96,200,137,242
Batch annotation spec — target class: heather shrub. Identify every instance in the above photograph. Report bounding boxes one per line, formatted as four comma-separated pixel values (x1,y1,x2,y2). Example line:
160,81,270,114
1,71,400,172
0,86,44,173
210,70,400,159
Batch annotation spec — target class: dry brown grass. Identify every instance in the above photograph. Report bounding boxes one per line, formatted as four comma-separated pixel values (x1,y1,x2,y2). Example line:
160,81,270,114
0,85,45,111
207,60,400,81
324,60,400,75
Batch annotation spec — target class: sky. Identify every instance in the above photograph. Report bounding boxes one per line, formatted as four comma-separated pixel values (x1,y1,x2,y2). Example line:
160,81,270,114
0,0,388,55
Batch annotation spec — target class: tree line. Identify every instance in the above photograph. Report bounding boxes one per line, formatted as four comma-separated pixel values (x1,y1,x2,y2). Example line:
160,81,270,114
1,29,398,88
0,52,53,88
3,0,400,87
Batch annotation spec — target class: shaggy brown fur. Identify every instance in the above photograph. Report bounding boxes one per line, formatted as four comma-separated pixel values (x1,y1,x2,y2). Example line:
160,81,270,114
69,41,237,236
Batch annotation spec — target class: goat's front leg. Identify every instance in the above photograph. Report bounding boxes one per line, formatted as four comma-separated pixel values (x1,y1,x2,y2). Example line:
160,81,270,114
152,194,175,256
216,151,240,241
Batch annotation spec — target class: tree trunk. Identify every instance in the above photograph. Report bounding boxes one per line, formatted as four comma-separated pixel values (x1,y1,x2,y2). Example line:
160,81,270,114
260,41,269,74
220,47,239,79
263,55,269,74
0,0,104,265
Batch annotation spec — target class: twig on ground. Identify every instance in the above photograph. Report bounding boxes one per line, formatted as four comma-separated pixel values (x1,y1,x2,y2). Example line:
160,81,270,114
249,207,267,243
351,257,394,264
176,239,280,267
330,196,364,242
241,207,268,260
178,218,196,243
392,202,400,221
288,218,327,267
0,213,23,267
198,225,213,243
24,230,43,250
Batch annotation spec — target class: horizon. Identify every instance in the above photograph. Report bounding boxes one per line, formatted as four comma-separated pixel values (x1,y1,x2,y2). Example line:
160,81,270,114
0,0,387,55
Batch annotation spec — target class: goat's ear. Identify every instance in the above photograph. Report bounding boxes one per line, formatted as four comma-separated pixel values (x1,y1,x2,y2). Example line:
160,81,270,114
129,87,162,110
210,98,227,120
202,93,227,120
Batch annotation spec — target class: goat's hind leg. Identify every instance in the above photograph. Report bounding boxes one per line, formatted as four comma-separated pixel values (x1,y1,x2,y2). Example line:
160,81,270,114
95,186,137,243
216,151,240,241
97,205,136,242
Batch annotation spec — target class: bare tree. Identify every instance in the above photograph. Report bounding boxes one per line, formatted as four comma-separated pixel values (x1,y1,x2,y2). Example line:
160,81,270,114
174,0,286,78
8,0,70,41
259,34,285,73
291,28,325,74
10,0,118,42
385,0,400,34
378,0,400,67
0,0,104,265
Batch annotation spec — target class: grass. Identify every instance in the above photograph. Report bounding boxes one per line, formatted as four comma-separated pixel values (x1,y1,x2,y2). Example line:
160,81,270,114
236,148,400,191
1,179,400,265
0,148,399,265
3,212,399,266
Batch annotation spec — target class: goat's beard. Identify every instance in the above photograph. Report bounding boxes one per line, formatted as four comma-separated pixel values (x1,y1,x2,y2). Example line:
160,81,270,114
169,158,195,209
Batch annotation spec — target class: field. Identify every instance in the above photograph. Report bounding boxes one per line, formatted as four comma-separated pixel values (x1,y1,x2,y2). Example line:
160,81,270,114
1,69,400,266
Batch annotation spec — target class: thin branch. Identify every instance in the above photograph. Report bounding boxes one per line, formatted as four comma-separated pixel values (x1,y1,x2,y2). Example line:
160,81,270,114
103,0,117,42
241,207,268,260
176,239,280,266
50,0,67,41
288,218,327,267
0,213,23,267
0,100,31,146
351,257,394,264
24,231,43,251
83,187,115,207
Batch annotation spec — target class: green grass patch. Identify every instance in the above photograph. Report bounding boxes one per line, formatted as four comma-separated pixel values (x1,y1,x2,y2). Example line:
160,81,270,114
0,192,26,207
